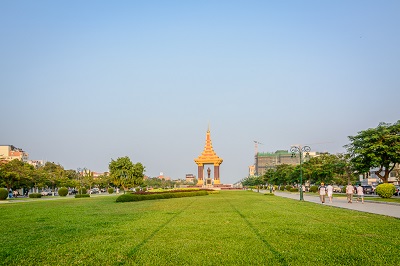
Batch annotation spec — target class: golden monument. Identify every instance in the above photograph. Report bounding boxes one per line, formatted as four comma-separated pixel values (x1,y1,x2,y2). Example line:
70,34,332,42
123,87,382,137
194,127,223,187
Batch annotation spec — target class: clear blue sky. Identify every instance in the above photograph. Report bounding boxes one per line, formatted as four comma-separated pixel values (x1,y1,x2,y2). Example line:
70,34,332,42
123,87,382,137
1,0,399,183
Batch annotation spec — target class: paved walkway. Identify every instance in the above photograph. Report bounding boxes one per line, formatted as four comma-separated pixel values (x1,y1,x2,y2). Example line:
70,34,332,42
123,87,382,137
266,190,400,219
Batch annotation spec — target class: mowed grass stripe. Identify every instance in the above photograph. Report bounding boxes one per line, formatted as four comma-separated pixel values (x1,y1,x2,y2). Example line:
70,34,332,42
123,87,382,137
223,193,288,265
126,192,282,265
126,198,196,259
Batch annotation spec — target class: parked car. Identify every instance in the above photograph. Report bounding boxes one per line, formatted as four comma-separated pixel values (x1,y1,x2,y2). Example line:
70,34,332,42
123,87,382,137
361,185,374,194
89,188,99,194
332,185,342,193
41,191,52,196
394,186,400,196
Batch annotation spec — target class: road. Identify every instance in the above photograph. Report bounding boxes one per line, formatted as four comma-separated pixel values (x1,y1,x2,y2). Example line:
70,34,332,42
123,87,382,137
266,190,400,219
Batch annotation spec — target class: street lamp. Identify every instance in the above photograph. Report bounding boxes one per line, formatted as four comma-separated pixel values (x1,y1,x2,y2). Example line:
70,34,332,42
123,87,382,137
290,145,311,201
77,168,84,194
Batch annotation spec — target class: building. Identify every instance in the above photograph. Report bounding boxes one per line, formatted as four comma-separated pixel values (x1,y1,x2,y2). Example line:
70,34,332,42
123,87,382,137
27,160,46,168
185,174,196,183
254,150,319,176
0,145,29,162
364,165,400,185
248,165,255,176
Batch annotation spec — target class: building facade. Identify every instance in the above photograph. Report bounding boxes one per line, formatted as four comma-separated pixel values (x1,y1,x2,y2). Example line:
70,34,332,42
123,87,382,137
254,150,319,176
185,174,196,183
0,145,29,162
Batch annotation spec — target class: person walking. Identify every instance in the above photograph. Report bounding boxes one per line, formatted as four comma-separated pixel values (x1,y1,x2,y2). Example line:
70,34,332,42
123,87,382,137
356,184,364,204
326,183,334,203
346,183,354,203
319,183,326,204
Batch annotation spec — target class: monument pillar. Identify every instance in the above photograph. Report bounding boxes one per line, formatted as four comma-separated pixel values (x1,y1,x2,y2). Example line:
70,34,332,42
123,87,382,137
198,165,204,185
214,165,220,184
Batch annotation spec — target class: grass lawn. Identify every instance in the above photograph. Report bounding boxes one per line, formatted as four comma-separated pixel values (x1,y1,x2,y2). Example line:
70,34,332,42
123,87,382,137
1,191,399,265
365,197,400,203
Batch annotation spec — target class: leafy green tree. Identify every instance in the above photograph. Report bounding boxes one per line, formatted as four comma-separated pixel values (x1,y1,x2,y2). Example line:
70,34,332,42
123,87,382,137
109,156,145,193
42,162,65,192
0,159,33,190
83,169,95,190
334,153,358,185
28,166,46,192
274,164,294,185
94,174,111,190
262,168,276,185
345,121,400,183
241,176,257,187
64,169,80,188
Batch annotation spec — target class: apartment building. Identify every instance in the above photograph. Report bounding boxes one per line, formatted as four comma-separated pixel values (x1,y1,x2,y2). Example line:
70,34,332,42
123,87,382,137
0,145,29,162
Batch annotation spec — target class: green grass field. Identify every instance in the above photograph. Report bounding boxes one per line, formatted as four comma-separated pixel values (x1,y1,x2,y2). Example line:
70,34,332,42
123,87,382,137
1,191,399,265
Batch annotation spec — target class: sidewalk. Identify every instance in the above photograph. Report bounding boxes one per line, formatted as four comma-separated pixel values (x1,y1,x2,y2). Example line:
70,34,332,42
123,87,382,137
266,191,400,219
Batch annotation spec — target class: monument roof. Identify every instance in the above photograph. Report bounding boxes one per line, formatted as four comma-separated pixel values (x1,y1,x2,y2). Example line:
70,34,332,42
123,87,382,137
194,128,223,166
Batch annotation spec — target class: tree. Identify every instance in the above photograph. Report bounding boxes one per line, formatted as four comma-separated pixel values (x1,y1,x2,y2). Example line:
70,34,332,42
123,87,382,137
335,153,358,185
345,121,400,183
262,168,276,185
303,154,339,184
274,164,294,185
94,174,111,190
0,159,33,191
109,156,145,193
42,162,65,193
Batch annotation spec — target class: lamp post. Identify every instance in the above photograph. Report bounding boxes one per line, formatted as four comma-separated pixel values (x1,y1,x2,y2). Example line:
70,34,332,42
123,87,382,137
290,145,311,201
77,168,83,194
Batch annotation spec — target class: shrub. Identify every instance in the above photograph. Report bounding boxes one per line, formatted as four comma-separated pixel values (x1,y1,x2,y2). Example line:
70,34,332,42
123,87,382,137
308,185,318,193
116,190,209,203
0,188,8,200
135,187,141,192
78,187,87,194
58,187,68,197
279,186,284,191
108,188,114,194
375,184,395,198
75,194,90,198
264,193,275,196
290,187,299,192
285,185,292,191
29,193,42,198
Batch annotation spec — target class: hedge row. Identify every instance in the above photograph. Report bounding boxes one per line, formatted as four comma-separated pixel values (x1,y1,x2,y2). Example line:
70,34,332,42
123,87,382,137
116,190,209,203
75,194,90,198
29,193,42,198
132,188,212,195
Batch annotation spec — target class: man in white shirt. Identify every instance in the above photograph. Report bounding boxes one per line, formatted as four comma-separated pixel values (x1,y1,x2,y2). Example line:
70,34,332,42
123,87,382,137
326,184,334,203
346,183,354,203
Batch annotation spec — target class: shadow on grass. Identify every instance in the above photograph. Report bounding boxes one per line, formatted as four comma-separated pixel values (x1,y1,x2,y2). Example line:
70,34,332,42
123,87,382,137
226,197,288,266
125,199,195,260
